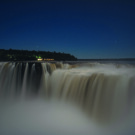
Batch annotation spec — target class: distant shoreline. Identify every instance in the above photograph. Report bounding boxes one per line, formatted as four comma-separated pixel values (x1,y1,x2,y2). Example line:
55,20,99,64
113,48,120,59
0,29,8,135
0,58,135,62
78,58,135,61
0,49,77,61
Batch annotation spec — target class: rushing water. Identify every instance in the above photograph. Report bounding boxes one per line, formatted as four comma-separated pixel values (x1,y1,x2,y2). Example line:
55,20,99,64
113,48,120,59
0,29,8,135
0,61,135,135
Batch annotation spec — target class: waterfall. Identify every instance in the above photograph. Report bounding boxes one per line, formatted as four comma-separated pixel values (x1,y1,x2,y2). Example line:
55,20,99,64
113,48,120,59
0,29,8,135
0,62,135,125
21,63,29,97
48,65,135,123
0,63,15,97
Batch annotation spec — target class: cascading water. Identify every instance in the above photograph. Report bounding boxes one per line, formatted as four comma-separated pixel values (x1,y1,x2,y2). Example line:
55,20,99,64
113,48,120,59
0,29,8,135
0,61,135,135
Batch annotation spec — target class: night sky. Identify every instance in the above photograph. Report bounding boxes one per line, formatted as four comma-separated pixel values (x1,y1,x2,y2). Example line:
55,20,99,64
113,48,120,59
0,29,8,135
0,0,135,59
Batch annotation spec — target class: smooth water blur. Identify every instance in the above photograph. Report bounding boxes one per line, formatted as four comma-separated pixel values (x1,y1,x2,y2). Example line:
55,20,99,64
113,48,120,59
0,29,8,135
0,98,135,135
0,62,135,135
0,98,99,135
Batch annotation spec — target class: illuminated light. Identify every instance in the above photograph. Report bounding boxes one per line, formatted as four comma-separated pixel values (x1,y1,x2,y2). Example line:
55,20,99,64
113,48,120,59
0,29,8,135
44,58,54,61
37,58,43,61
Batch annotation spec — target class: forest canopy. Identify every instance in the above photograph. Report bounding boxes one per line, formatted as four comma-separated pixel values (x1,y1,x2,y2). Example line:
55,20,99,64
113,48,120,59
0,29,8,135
0,49,77,61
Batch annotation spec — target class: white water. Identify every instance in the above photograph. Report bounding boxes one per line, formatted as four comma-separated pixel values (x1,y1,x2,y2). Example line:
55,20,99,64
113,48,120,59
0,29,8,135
0,62,135,135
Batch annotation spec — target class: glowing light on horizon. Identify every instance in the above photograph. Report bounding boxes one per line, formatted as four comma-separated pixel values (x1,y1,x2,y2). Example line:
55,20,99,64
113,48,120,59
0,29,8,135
37,58,54,61
44,58,54,61
37,58,43,61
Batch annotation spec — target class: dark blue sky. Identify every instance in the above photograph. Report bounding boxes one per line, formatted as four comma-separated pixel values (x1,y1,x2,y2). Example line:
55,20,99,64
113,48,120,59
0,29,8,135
0,0,135,59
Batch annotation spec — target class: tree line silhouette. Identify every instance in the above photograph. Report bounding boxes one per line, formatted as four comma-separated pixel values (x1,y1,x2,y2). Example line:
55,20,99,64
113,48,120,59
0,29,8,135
0,49,77,61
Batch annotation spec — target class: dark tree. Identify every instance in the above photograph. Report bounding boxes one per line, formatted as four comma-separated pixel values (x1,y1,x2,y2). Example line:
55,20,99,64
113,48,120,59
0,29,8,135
0,49,77,61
